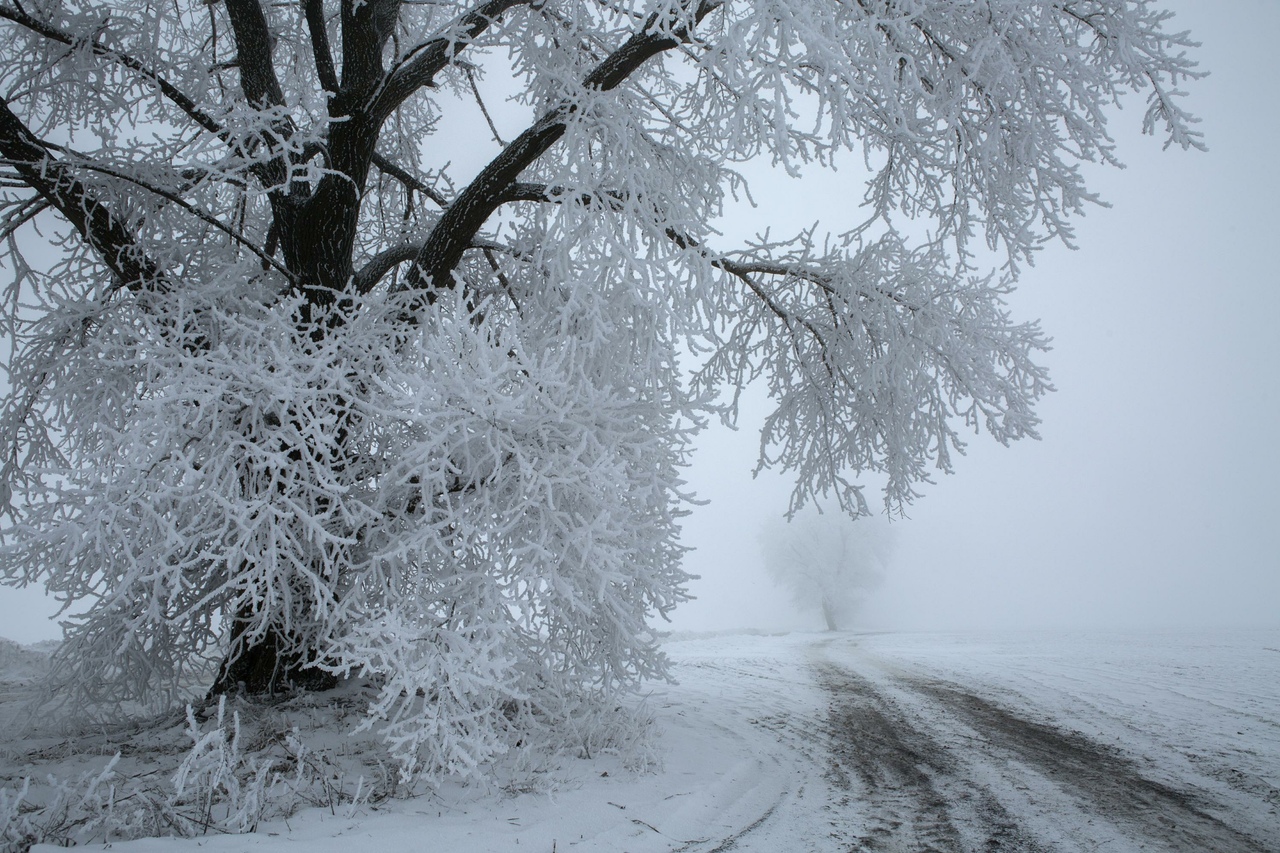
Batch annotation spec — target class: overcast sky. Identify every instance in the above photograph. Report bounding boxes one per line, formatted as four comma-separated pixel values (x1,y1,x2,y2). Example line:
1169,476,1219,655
1,1,1276,644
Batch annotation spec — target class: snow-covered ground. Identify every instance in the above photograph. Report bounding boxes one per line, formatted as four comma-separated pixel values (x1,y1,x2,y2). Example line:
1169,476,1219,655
4,629,1278,852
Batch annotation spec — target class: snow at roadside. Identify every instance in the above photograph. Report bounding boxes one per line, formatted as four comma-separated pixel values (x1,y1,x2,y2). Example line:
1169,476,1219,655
6,629,1279,852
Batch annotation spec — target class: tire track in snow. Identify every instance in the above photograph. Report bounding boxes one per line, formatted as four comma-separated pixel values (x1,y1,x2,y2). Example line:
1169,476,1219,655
660,641,838,852
912,680,1272,853
816,662,1044,853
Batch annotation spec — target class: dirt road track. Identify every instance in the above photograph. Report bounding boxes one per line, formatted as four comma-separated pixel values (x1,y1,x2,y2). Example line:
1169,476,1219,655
813,649,1272,852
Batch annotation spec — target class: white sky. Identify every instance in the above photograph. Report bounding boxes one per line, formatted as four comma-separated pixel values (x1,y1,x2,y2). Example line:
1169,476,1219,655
1,0,1276,643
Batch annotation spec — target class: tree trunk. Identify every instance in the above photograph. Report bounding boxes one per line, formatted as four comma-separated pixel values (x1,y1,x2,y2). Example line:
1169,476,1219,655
207,610,337,698
205,354,353,699
821,597,839,632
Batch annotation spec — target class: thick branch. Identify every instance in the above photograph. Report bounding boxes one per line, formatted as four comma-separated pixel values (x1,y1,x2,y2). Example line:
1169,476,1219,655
407,0,722,294
221,0,300,200
279,2,405,302
352,244,420,294
303,0,339,93
406,113,564,294
0,96,167,294
224,0,287,110
580,2,721,91
339,0,398,101
371,0,533,124
287,0,528,303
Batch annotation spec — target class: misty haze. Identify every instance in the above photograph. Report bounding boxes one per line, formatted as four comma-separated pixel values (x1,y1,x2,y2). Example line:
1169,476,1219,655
1,1,1276,851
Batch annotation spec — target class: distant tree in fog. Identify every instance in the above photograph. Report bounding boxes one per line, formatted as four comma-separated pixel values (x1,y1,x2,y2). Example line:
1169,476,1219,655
762,512,892,631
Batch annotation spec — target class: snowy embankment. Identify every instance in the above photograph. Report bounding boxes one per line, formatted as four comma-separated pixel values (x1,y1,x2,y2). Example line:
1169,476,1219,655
4,630,1278,852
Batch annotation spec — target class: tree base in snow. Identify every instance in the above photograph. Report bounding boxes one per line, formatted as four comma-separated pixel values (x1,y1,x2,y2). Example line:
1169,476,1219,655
208,629,338,698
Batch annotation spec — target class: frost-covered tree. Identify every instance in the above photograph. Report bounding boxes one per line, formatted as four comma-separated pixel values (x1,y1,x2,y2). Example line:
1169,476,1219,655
0,0,1201,779
762,510,891,631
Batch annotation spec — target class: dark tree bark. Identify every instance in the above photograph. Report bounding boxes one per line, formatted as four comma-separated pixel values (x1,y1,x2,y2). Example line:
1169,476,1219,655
209,616,339,697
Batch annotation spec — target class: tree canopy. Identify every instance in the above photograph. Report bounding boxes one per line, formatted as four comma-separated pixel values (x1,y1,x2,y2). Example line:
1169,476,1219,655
0,0,1201,781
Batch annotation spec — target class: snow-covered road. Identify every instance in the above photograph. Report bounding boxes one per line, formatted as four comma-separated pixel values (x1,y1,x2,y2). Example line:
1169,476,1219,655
23,630,1280,852
636,631,1280,853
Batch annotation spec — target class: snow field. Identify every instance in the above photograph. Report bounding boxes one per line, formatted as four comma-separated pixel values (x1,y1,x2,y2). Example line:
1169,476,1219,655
5,629,1278,852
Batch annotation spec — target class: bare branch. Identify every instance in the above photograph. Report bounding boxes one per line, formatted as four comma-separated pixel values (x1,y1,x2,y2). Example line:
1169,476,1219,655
371,152,450,208
371,0,533,124
0,194,50,243
462,62,506,146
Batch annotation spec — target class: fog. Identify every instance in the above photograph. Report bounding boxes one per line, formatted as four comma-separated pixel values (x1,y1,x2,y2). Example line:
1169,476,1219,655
1,1,1276,644
671,0,1280,635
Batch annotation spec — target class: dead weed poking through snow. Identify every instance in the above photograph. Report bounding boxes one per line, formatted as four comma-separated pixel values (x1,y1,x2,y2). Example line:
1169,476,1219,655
0,689,389,853
0,668,659,853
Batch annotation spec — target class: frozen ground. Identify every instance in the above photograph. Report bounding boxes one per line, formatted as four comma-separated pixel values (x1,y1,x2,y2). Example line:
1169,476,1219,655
3,629,1278,852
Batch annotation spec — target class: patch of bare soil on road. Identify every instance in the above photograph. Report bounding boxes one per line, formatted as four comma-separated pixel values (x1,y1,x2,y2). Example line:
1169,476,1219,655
816,654,1273,853
914,680,1270,853
817,664,1043,853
